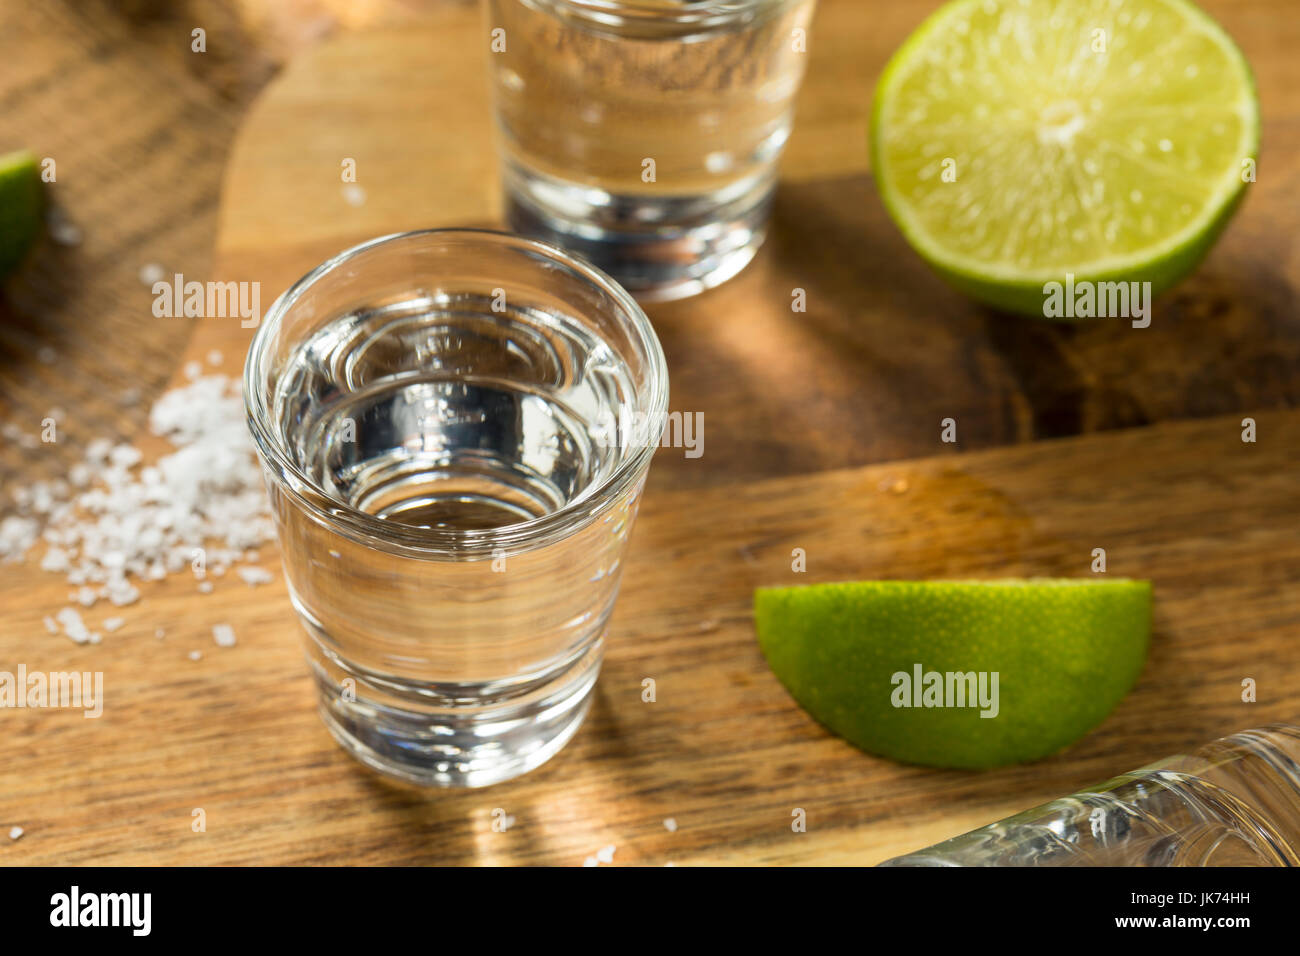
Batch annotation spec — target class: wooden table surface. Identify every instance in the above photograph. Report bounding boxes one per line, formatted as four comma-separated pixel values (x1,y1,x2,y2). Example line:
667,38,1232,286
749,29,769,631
1,0,1298,865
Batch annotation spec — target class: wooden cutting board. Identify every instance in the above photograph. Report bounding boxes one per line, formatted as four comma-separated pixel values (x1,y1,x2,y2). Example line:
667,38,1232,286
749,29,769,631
2,0,1298,866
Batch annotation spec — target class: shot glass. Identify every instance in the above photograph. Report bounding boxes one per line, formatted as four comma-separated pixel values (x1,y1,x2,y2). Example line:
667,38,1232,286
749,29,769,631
244,229,668,787
486,0,818,301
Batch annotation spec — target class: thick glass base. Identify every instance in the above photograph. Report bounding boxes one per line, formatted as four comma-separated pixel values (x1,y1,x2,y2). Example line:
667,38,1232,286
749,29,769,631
503,159,773,302
307,632,602,788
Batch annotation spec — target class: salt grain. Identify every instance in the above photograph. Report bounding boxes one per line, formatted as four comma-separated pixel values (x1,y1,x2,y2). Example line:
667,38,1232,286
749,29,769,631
197,581,214,594
663,818,678,833
48,219,82,246
107,582,140,607
102,617,125,633
188,650,202,661
55,607,90,645
213,624,236,647
138,263,166,285
109,444,141,469
0,516,39,562
236,567,272,586
40,547,70,572
8,826,22,841
595,845,616,864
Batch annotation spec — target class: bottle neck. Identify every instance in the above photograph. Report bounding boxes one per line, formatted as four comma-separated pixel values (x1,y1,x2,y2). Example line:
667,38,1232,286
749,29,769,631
881,724,1300,867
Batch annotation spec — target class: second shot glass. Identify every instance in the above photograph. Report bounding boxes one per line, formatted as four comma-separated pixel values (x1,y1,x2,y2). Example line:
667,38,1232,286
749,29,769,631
486,0,818,301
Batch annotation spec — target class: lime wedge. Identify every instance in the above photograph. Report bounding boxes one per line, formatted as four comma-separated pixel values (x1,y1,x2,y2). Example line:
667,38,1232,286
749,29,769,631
0,149,43,278
754,579,1151,768
871,0,1259,316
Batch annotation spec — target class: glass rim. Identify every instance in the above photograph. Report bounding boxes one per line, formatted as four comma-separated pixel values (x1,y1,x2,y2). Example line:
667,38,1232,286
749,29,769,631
550,0,785,8
534,0,791,29
243,228,669,557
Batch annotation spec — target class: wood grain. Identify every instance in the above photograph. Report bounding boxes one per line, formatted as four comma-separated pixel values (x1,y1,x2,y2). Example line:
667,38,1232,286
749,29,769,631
1,410,1297,865
2,0,1298,866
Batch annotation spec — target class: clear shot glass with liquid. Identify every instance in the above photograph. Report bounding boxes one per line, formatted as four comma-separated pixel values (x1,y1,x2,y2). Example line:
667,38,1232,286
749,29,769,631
244,230,668,787
881,723,1300,866
486,0,818,301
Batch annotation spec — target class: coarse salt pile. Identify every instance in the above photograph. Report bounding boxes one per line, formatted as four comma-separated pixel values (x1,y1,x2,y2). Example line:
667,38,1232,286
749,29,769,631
4,374,275,640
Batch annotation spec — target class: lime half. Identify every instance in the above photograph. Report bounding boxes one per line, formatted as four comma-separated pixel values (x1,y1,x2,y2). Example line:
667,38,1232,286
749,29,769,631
0,149,43,278
871,0,1259,316
754,579,1152,769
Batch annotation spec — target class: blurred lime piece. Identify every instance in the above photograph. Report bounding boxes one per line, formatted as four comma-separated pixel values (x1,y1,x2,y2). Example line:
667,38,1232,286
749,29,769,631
871,0,1259,316
0,149,44,278
754,579,1151,769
